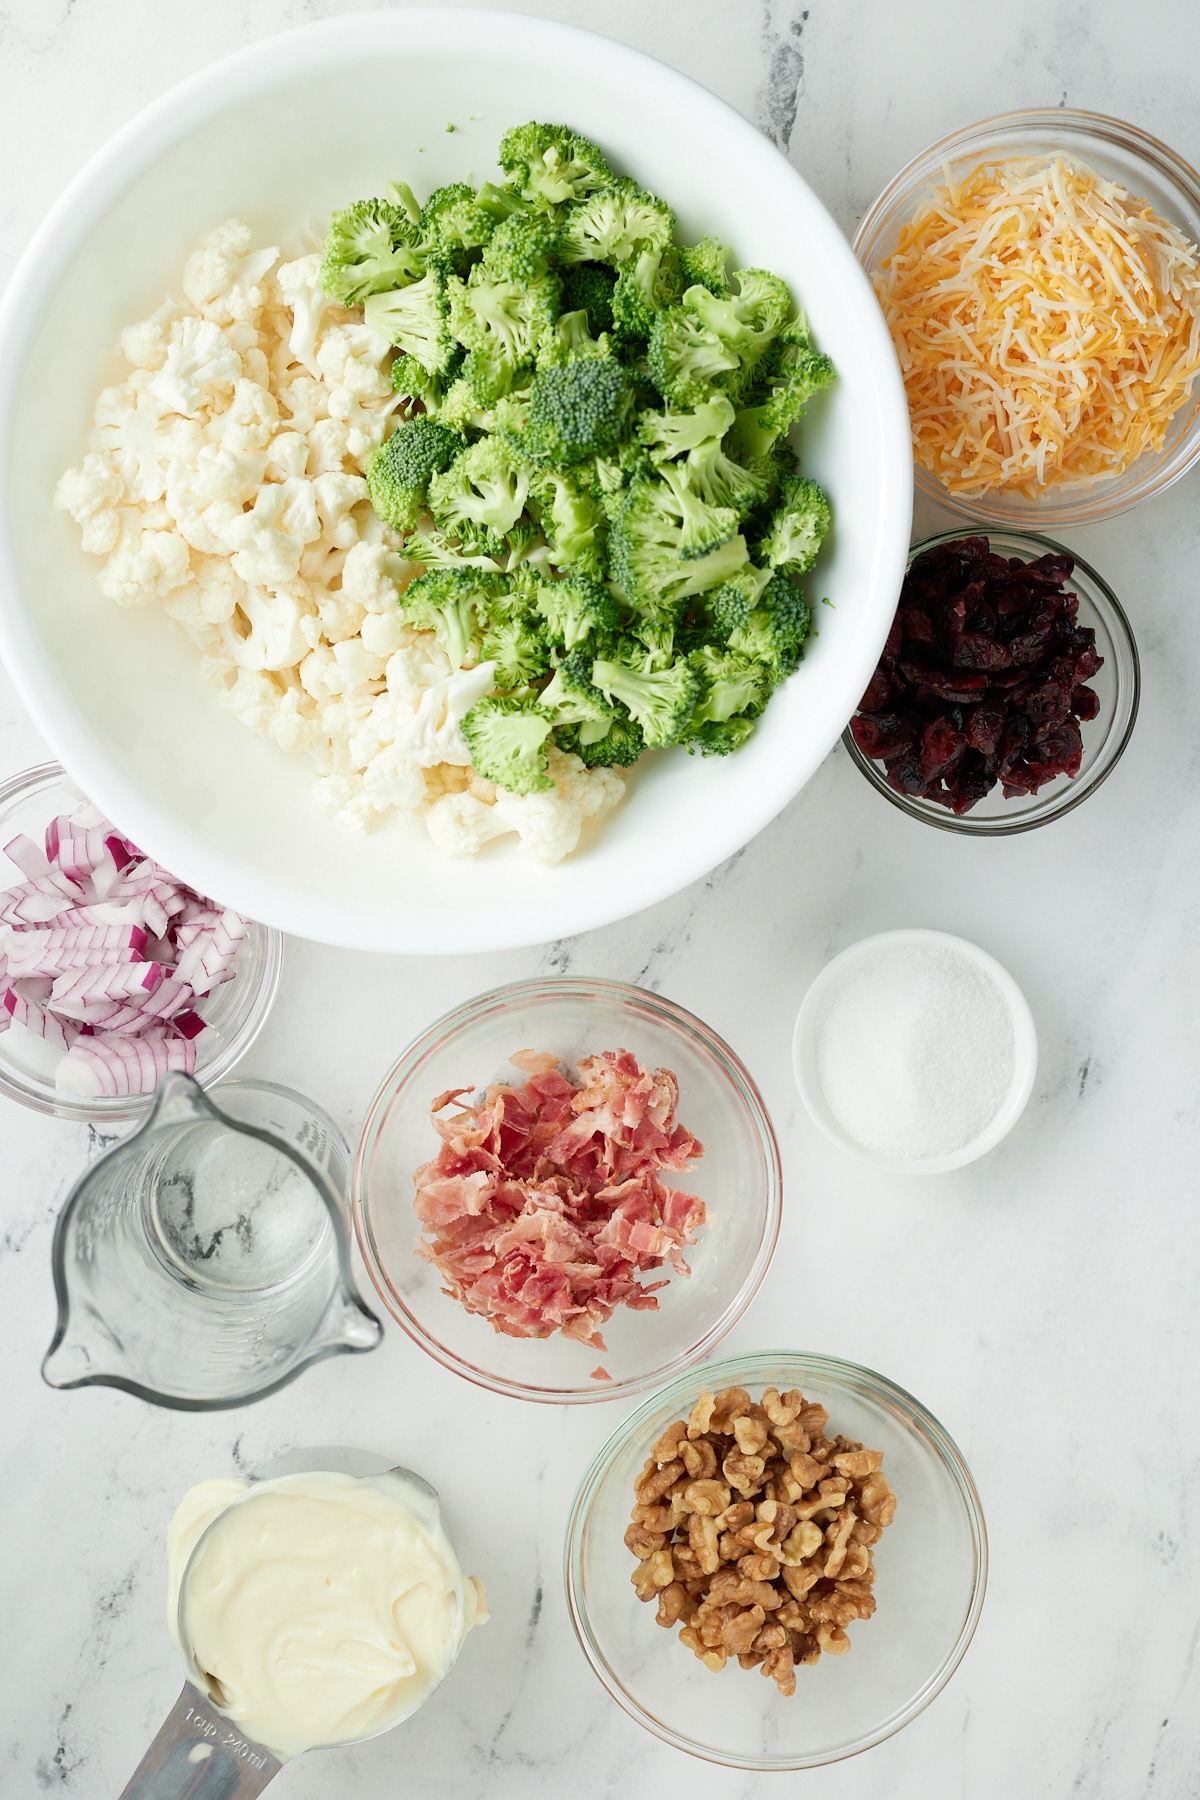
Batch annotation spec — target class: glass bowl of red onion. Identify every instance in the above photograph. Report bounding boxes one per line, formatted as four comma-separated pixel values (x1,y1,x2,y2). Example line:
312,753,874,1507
0,762,283,1120
353,977,782,1405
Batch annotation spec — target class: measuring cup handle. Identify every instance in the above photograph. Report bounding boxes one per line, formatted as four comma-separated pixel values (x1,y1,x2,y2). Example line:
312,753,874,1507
118,1684,282,1799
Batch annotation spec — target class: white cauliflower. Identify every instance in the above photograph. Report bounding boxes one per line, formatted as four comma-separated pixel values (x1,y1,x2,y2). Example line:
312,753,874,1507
90,371,204,503
491,749,626,866
213,379,280,453
119,299,186,371
227,584,314,671
306,416,352,475
54,453,124,554
340,540,408,614
313,471,369,548
264,432,310,480
427,790,515,859
219,666,284,735
183,219,279,324
98,511,192,608
274,255,335,376
219,480,318,585
150,317,242,417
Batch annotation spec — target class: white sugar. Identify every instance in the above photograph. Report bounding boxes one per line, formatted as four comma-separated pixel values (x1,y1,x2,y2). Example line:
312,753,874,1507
815,942,1015,1161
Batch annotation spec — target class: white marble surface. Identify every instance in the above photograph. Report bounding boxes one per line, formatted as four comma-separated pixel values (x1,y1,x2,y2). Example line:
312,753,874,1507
2,1,1200,1794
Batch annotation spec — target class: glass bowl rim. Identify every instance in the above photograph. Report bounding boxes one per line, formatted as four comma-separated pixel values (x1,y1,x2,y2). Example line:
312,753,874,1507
0,759,284,1119
564,1347,989,1769
352,976,783,1405
852,107,1200,525
841,528,1140,835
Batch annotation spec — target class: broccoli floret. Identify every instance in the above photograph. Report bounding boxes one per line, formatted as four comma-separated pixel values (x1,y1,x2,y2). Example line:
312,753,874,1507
462,695,555,794
477,602,551,689
436,375,498,434
528,469,606,574
319,198,427,304
653,462,740,560
399,567,499,667
560,262,617,334
680,436,772,522
498,122,614,207
389,346,463,411
704,568,773,640
421,182,497,258
590,653,699,749
683,715,758,756
536,310,610,369
364,267,457,375
732,346,836,460
535,573,621,649
611,243,684,344
687,644,770,723
756,473,831,577
386,181,424,226
482,211,562,282
556,712,645,767
447,265,560,393
513,355,635,467
678,236,731,295
647,307,741,407
365,417,467,533
539,647,617,729
726,571,812,676
638,395,736,458
428,438,531,543
558,182,675,266
405,528,506,574
686,269,791,356
610,478,750,609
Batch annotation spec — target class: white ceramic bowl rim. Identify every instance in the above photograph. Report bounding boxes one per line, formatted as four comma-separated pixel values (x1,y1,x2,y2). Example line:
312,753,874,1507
792,928,1038,1173
0,8,912,954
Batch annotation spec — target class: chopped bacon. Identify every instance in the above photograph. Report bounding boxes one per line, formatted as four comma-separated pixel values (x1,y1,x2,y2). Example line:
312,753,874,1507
413,1048,707,1358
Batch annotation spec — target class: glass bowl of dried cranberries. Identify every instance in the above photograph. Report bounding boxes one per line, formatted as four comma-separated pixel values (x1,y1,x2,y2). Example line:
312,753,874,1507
842,530,1139,834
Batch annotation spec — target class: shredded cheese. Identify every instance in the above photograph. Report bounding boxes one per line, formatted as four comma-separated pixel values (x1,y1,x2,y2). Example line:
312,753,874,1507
875,157,1200,495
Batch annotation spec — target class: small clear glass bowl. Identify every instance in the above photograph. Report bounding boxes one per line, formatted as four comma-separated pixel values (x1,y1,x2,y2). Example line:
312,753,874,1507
0,762,283,1120
353,978,782,1405
854,109,1200,527
565,1350,987,1770
842,529,1139,834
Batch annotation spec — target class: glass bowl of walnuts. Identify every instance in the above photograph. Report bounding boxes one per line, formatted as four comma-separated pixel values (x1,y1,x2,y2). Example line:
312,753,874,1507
564,1350,987,1769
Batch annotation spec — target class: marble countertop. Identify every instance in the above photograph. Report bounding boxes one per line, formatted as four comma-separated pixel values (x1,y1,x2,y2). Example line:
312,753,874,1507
3,1,1200,1794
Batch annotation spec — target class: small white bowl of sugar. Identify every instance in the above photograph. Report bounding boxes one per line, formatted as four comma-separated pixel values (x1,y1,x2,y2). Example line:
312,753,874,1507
792,929,1038,1173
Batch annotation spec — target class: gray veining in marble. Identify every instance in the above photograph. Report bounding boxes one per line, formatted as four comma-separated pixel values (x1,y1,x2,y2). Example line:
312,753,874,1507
3,2,1200,1795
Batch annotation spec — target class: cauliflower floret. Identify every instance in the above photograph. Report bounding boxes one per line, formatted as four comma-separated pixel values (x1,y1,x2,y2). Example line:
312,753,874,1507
316,324,393,400
274,255,335,377
226,583,314,671
264,432,310,480
340,540,410,614
90,371,204,503
299,640,387,702
54,453,124,554
166,491,245,556
312,772,379,832
183,219,279,324
313,471,370,548
183,440,268,507
189,553,246,623
360,609,411,659
313,587,366,644
150,317,243,417
219,479,319,585
212,379,280,453
219,666,284,735
490,750,626,866
385,636,453,703
268,688,325,755
426,790,515,859
398,662,496,768
98,511,192,608
360,742,428,814
305,416,352,475
275,374,329,436
119,299,186,371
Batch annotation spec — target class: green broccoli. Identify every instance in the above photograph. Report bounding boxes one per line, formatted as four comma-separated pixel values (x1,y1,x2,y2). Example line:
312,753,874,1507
530,467,607,574
687,644,770,722
679,436,772,522
683,715,758,756
386,181,424,226
498,122,614,207
678,236,731,295
535,573,622,649
539,648,617,730
364,267,457,375
610,477,749,609
512,354,635,468
560,262,617,335
436,376,498,434
611,243,684,343
461,695,555,794
477,607,551,689
686,269,791,360
421,182,497,258
482,211,562,283
654,462,741,560
704,568,773,640
365,417,467,533
447,265,560,395
389,345,463,412
590,653,699,748
536,310,609,369
725,571,812,675
558,182,675,266
755,473,831,576
428,438,531,543
399,567,499,667
647,307,741,407
555,712,645,767
732,355,836,462
637,395,737,458
319,198,427,304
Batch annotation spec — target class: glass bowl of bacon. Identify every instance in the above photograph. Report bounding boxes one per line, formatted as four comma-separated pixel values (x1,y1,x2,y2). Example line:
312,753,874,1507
0,761,282,1119
855,109,1200,526
564,1350,987,1769
352,978,782,1404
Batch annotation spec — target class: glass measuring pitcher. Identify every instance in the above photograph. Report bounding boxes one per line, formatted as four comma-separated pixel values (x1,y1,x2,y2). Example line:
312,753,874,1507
42,1073,383,1408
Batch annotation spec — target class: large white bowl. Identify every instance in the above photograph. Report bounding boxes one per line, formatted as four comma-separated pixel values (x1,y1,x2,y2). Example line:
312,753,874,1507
0,9,911,954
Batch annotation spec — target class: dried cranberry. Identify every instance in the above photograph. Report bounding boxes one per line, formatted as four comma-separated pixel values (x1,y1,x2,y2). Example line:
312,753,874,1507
1071,684,1101,721
849,713,915,762
919,717,968,779
1025,680,1070,727
966,701,1007,755
953,631,1011,671
858,668,893,713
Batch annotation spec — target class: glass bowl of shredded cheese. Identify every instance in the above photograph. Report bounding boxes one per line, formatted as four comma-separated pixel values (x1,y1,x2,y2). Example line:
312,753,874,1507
855,110,1200,526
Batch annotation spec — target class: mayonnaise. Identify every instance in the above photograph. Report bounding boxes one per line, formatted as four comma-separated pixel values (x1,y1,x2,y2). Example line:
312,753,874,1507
166,1469,486,1761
